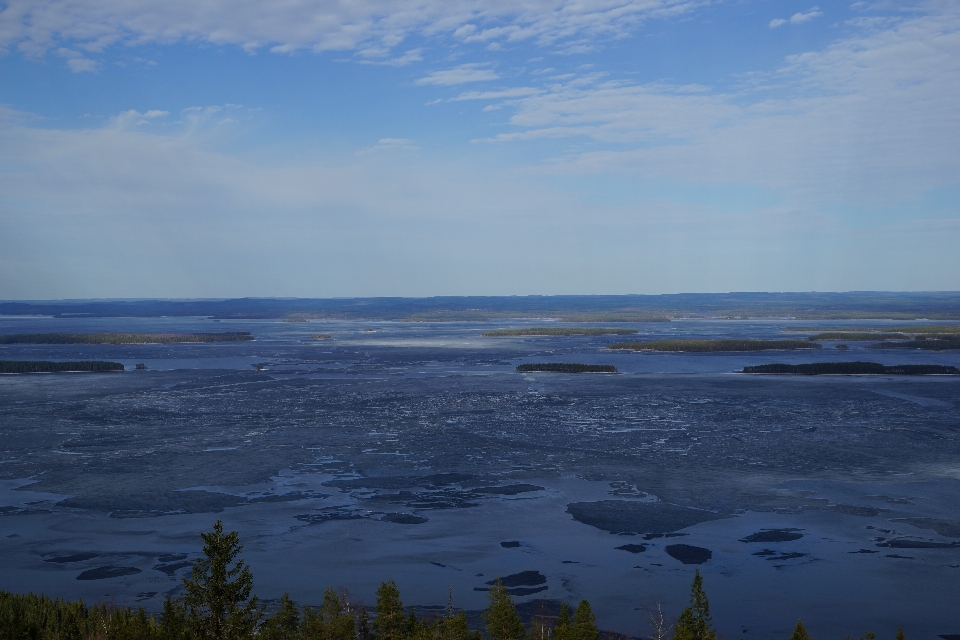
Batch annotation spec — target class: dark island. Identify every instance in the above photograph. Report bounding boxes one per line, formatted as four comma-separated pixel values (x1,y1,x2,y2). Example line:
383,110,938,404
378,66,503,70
0,360,125,374
309,334,333,340
0,332,253,345
516,363,618,373
742,362,959,375
484,328,638,337
608,339,820,352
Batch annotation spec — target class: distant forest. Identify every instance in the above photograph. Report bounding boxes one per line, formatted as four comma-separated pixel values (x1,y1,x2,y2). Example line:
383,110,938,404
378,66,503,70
742,362,959,375
787,325,960,335
484,328,638,337
804,332,908,341
2,292,958,321
869,337,960,351
0,360,124,374
0,520,897,640
516,363,617,373
608,340,820,353
0,332,253,345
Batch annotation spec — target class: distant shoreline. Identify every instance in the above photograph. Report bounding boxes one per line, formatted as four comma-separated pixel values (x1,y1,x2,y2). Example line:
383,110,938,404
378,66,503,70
0,332,254,345
609,339,819,353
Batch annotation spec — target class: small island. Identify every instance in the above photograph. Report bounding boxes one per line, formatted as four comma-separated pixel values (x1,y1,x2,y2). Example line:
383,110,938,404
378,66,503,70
0,361,125,374
742,362,959,375
608,339,820,352
516,363,618,373
309,334,333,340
484,328,639,337
0,332,254,345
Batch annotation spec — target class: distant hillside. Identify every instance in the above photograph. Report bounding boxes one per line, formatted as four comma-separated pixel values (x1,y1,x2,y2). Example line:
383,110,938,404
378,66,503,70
1,291,959,321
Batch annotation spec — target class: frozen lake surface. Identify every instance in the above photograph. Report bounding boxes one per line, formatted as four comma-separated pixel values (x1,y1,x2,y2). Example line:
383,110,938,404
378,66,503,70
1,316,959,639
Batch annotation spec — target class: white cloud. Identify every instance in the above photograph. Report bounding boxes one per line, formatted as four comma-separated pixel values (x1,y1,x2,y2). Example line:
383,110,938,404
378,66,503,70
483,3,960,207
0,0,707,59
65,56,97,72
452,87,540,100
143,110,169,118
770,6,823,29
416,63,499,85
55,46,96,71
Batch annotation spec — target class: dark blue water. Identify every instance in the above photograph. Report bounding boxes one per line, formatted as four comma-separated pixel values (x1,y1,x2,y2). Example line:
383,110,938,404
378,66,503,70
1,316,959,639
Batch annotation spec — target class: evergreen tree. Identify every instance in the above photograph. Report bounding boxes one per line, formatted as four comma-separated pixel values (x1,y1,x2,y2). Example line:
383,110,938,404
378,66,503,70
572,601,600,640
159,597,191,640
439,587,474,640
373,581,406,640
356,607,372,640
321,588,356,640
672,571,715,640
895,628,906,640
182,519,263,640
552,602,573,640
482,579,526,640
789,620,812,640
260,594,301,640
302,605,324,640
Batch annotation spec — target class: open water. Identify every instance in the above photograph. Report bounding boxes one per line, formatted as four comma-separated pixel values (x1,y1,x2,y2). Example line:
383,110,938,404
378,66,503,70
1,316,959,639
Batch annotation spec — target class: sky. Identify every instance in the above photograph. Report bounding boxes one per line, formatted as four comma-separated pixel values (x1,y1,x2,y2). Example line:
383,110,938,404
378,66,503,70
1,0,959,298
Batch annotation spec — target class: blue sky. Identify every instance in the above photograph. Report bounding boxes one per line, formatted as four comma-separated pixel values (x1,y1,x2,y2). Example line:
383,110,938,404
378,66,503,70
1,0,958,298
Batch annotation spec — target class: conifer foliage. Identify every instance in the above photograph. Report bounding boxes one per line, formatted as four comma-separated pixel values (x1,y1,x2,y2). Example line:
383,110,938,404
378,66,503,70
673,570,716,640
789,620,812,640
182,519,263,640
482,579,526,640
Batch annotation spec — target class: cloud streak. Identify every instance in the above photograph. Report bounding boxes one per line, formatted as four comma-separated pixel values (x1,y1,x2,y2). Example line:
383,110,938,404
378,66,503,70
477,4,960,206
416,63,500,85
0,0,706,61
770,6,823,29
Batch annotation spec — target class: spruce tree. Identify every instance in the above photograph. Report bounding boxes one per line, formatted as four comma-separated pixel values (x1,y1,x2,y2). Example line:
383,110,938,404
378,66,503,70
482,579,526,640
552,602,573,640
373,581,406,640
260,594,301,640
322,588,356,640
572,601,600,640
159,596,191,640
182,519,263,640
789,620,812,640
440,587,473,640
672,570,716,640
895,628,906,640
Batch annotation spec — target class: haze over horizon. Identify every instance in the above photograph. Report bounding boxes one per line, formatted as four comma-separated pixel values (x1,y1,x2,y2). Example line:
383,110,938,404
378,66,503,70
2,0,959,298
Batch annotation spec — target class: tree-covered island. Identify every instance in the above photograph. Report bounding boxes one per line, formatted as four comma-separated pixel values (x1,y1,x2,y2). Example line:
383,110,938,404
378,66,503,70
516,363,617,373
483,328,638,337
608,340,820,352
0,360,125,374
742,362,959,375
